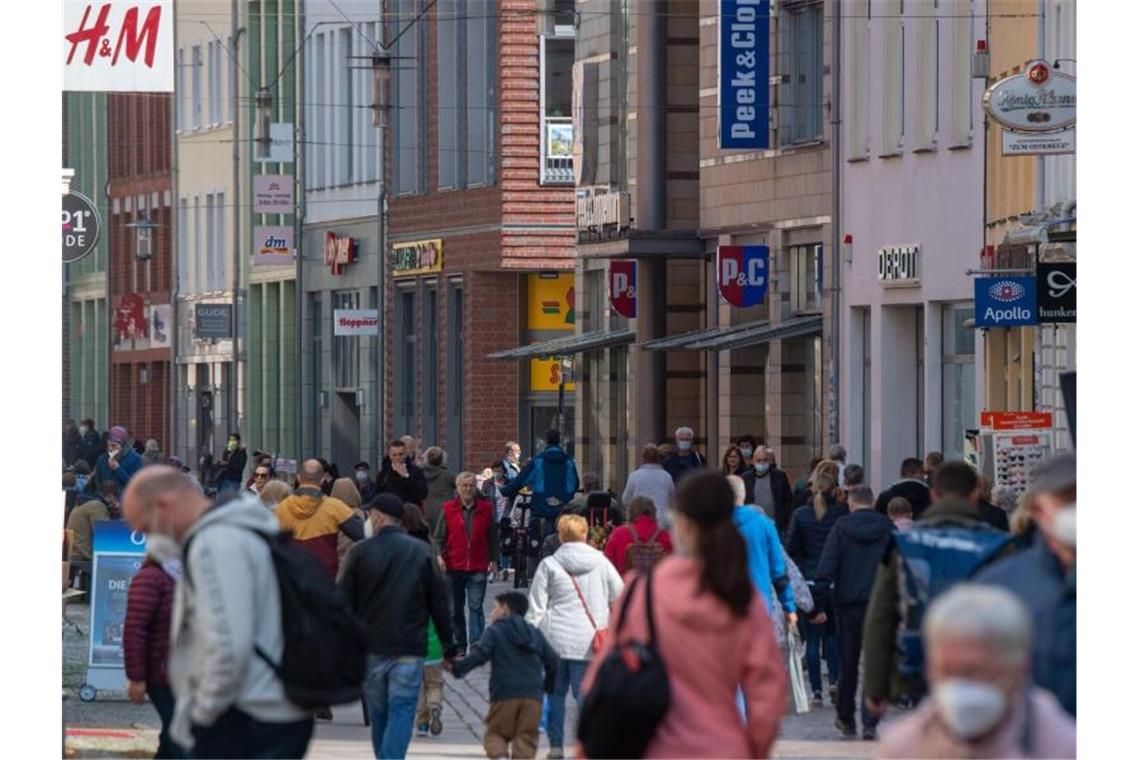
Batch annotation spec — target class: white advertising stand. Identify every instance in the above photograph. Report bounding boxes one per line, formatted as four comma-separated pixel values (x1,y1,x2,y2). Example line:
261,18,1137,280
978,412,1055,495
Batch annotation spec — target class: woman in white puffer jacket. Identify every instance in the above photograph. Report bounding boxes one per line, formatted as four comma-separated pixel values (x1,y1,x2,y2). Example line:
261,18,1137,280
527,513,623,758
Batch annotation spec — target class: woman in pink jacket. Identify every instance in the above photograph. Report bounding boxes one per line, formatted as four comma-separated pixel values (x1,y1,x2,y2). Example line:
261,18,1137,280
580,470,788,758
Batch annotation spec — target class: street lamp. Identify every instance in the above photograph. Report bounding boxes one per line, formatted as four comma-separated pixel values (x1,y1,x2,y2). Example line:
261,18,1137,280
372,47,391,449
125,215,160,261
254,86,273,160
371,49,392,128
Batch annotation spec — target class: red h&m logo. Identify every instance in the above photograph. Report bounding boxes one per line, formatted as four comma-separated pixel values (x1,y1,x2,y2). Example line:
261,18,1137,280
66,3,162,69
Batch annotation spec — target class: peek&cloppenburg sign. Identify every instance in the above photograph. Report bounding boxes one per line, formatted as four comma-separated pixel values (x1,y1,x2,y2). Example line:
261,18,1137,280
719,0,770,150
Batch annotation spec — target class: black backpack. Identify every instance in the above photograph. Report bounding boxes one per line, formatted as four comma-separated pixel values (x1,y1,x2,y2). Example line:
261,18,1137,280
183,526,368,711
577,567,670,758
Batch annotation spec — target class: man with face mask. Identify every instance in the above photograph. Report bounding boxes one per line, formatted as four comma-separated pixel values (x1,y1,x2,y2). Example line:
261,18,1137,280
740,446,795,535
121,467,314,758
353,461,379,505
217,433,248,494
878,584,1075,758
91,426,144,499
661,426,706,485
79,419,104,469
975,453,1076,716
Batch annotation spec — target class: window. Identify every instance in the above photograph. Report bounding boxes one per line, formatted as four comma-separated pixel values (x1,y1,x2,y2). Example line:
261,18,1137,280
393,0,423,194
178,197,188,287
308,293,324,454
437,0,497,189
790,243,823,314
540,36,574,184
466,5,493,186
205,193,216,291
313,33,327,188
915,0,938,147
779,1,823,146
176,48,185,130
422,286,438,441
395,288,417,435
227,36,235,123
437,2,459,189
845,0,871,159
948,0,973,145
191,45,202,129
209,40,221,124
333,290,361,389
193,195,202,292
881,1,903,153
215,191,225,290
941,306,975,457
446,283,464,467
338,28,353,186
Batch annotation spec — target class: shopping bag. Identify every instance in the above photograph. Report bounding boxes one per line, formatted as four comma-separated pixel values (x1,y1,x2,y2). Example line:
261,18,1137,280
786,629,810,714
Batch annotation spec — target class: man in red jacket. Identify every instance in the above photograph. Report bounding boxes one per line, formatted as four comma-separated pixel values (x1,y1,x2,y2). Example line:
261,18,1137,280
434,471,500,654
602,495,674,576
124,537,181,757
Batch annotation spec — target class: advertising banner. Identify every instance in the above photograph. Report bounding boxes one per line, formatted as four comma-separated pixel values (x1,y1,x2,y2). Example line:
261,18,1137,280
113,293,148,345
717,245,769,307
526,273,576,330
609,260,637,318
253,226,293,266
974,276,1037,328
253,175,294,214
64,1,174,92
390,238,443,278
530,359,577,392
981,411,1054,431
1036,262,1076,323
333,309,380,336
147,304,172,349
88,522,147,669
718,0,770,150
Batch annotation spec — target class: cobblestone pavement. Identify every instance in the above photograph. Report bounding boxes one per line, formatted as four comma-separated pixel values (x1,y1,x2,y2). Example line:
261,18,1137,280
64,578,882,758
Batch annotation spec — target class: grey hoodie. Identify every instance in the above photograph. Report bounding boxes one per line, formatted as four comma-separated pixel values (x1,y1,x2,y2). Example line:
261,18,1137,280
168,492,308,748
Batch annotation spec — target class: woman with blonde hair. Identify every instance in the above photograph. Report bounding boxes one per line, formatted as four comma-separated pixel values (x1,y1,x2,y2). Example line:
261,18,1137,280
785,459,847,705
257,479,292,509
330,477,366,569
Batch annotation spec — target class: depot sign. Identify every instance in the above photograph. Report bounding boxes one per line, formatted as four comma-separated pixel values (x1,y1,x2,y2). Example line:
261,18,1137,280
717,245,769,307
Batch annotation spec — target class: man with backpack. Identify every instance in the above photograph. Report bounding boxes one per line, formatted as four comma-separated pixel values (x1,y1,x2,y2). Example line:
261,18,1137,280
500,429,580,538
340,493,458,759
120,467,315,758
862,461,1016,718
602,496,673,576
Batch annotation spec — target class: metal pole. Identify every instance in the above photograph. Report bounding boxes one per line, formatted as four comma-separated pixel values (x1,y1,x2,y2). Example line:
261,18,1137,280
376,61,388,453
295,0,306,462
171,3,181,460
829,0,842,447
230,0,243,441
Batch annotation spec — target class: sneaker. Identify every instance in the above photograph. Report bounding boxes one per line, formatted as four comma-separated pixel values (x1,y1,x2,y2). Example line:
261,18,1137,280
548,749,564,760
835,717,857,738
862,726,878,741
828,684,838,704
416,724,429,737
811,691,824,707
429,706,443,736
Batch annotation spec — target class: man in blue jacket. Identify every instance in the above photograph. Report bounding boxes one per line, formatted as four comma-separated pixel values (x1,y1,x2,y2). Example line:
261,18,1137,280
500,429,579,537
726,475,796,621
91,426,144,498
975,453,1076,716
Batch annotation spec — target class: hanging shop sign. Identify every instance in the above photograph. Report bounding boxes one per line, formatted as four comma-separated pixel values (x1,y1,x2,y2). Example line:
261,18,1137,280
974,276,1037,328
194,303,232,339
113,293,148,344
981,411,1054,431
146,303,172,349
877,244,920,285
253,174,294,214
63,192,102,264
527,272,576,330
333,309,380,336
717,245,769,307
390,238,443,278
324,232,357,275
983,60,1076,133
609,260,637,318
530,358,577,393
718,0,770,150
1002,128,1075,156
1036,261,1076,323
253,226,293,265
576,187,630,243
64,1,174,92
253,123,294,163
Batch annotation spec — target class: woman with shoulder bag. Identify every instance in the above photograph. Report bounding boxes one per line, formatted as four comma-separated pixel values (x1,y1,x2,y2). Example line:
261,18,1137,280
579,471,787,759
527,513,624,759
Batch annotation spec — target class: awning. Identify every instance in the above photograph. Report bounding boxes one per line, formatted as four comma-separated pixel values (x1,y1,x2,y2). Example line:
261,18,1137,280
641,314,823,352
487,329,636,360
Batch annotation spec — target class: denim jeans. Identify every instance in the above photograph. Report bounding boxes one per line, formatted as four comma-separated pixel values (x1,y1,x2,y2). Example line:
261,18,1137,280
804,620,839,696
547,658,588,749
363,655,424,759
447,571,488,652
147,685,185,758
189,707,313,759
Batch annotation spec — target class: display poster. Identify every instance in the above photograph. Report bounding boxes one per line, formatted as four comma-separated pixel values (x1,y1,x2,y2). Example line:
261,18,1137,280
87,522,147,669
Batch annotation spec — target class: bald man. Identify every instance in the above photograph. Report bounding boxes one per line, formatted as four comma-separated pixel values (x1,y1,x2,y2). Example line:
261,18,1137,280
122,467,314,757
274,459,365,580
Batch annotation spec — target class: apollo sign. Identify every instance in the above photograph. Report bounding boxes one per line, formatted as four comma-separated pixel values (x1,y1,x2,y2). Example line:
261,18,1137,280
717,245,769,307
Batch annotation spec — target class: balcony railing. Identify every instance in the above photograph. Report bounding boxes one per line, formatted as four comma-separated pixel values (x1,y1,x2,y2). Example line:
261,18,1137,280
541,117,573,185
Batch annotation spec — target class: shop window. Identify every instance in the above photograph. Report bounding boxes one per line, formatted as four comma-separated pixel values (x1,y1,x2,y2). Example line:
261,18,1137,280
333,290,361,390
790,243,823,314
778,0,824,146
446,283,464,467
308,293,324,455
941,305,975,457
393,288,416,436
422,286,438,441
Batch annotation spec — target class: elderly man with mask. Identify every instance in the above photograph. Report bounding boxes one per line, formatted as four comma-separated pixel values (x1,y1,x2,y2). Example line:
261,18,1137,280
975,453,1076,716
878,584,1075,758
661,426,706,484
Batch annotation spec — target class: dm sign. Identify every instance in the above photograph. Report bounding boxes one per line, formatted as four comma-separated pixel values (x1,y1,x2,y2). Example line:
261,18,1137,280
719,0,770,150
974,276,1037,328
609,260,637,318
63,192,102,264
717,245,769,307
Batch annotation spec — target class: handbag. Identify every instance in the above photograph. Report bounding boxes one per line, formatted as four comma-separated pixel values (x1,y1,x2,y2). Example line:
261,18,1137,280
786,627,810,714
557,559,607,654
577,570,671,758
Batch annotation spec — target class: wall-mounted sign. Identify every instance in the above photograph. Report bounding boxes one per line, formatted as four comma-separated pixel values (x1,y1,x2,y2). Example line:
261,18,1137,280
253,226,293,265
527,273,575,330
63,191,102,264
194,303,233,339
333,309,380,336
981,411,1054,431
147,303,172,349
609,260,637,318
64,1,174,92
717,245,769,307
983,60,1076,133
1002,128,1075,156
974,276,1037,328
1036,261,1075,323
324,232,357,275
878,244,920,285
253,123,294,163
113,293,148,343
391,238,443,278
576,187,630,242
530,358,577,393
253,174,294,214
718,0,770,150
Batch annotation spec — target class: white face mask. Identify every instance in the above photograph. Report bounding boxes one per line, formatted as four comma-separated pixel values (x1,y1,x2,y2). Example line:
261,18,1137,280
146,533,181,563
739,447,753,459
1051,504,1076,548
677,440,692,452
363,514,375,539
932,679,1008,740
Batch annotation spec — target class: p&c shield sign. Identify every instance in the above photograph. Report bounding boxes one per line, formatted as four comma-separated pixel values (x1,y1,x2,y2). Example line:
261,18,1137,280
717,245,769,308
974,276,1037,327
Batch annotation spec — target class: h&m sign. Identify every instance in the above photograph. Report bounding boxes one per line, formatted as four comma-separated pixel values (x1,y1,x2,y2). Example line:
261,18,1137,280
878,244,920,285
324,232,356,275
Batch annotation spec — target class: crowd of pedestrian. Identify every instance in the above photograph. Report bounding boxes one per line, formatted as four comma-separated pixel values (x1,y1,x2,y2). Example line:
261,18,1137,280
64,416,1077,759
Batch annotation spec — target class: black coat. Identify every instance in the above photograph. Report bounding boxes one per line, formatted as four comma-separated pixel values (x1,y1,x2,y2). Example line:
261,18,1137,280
814,509,895,607
785,498,849,579
79,430,104,470
873,479,932,520
220,447,247,482
338,525,456,658
740,467,796,535
979,499,1010,532
376,457,429,505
